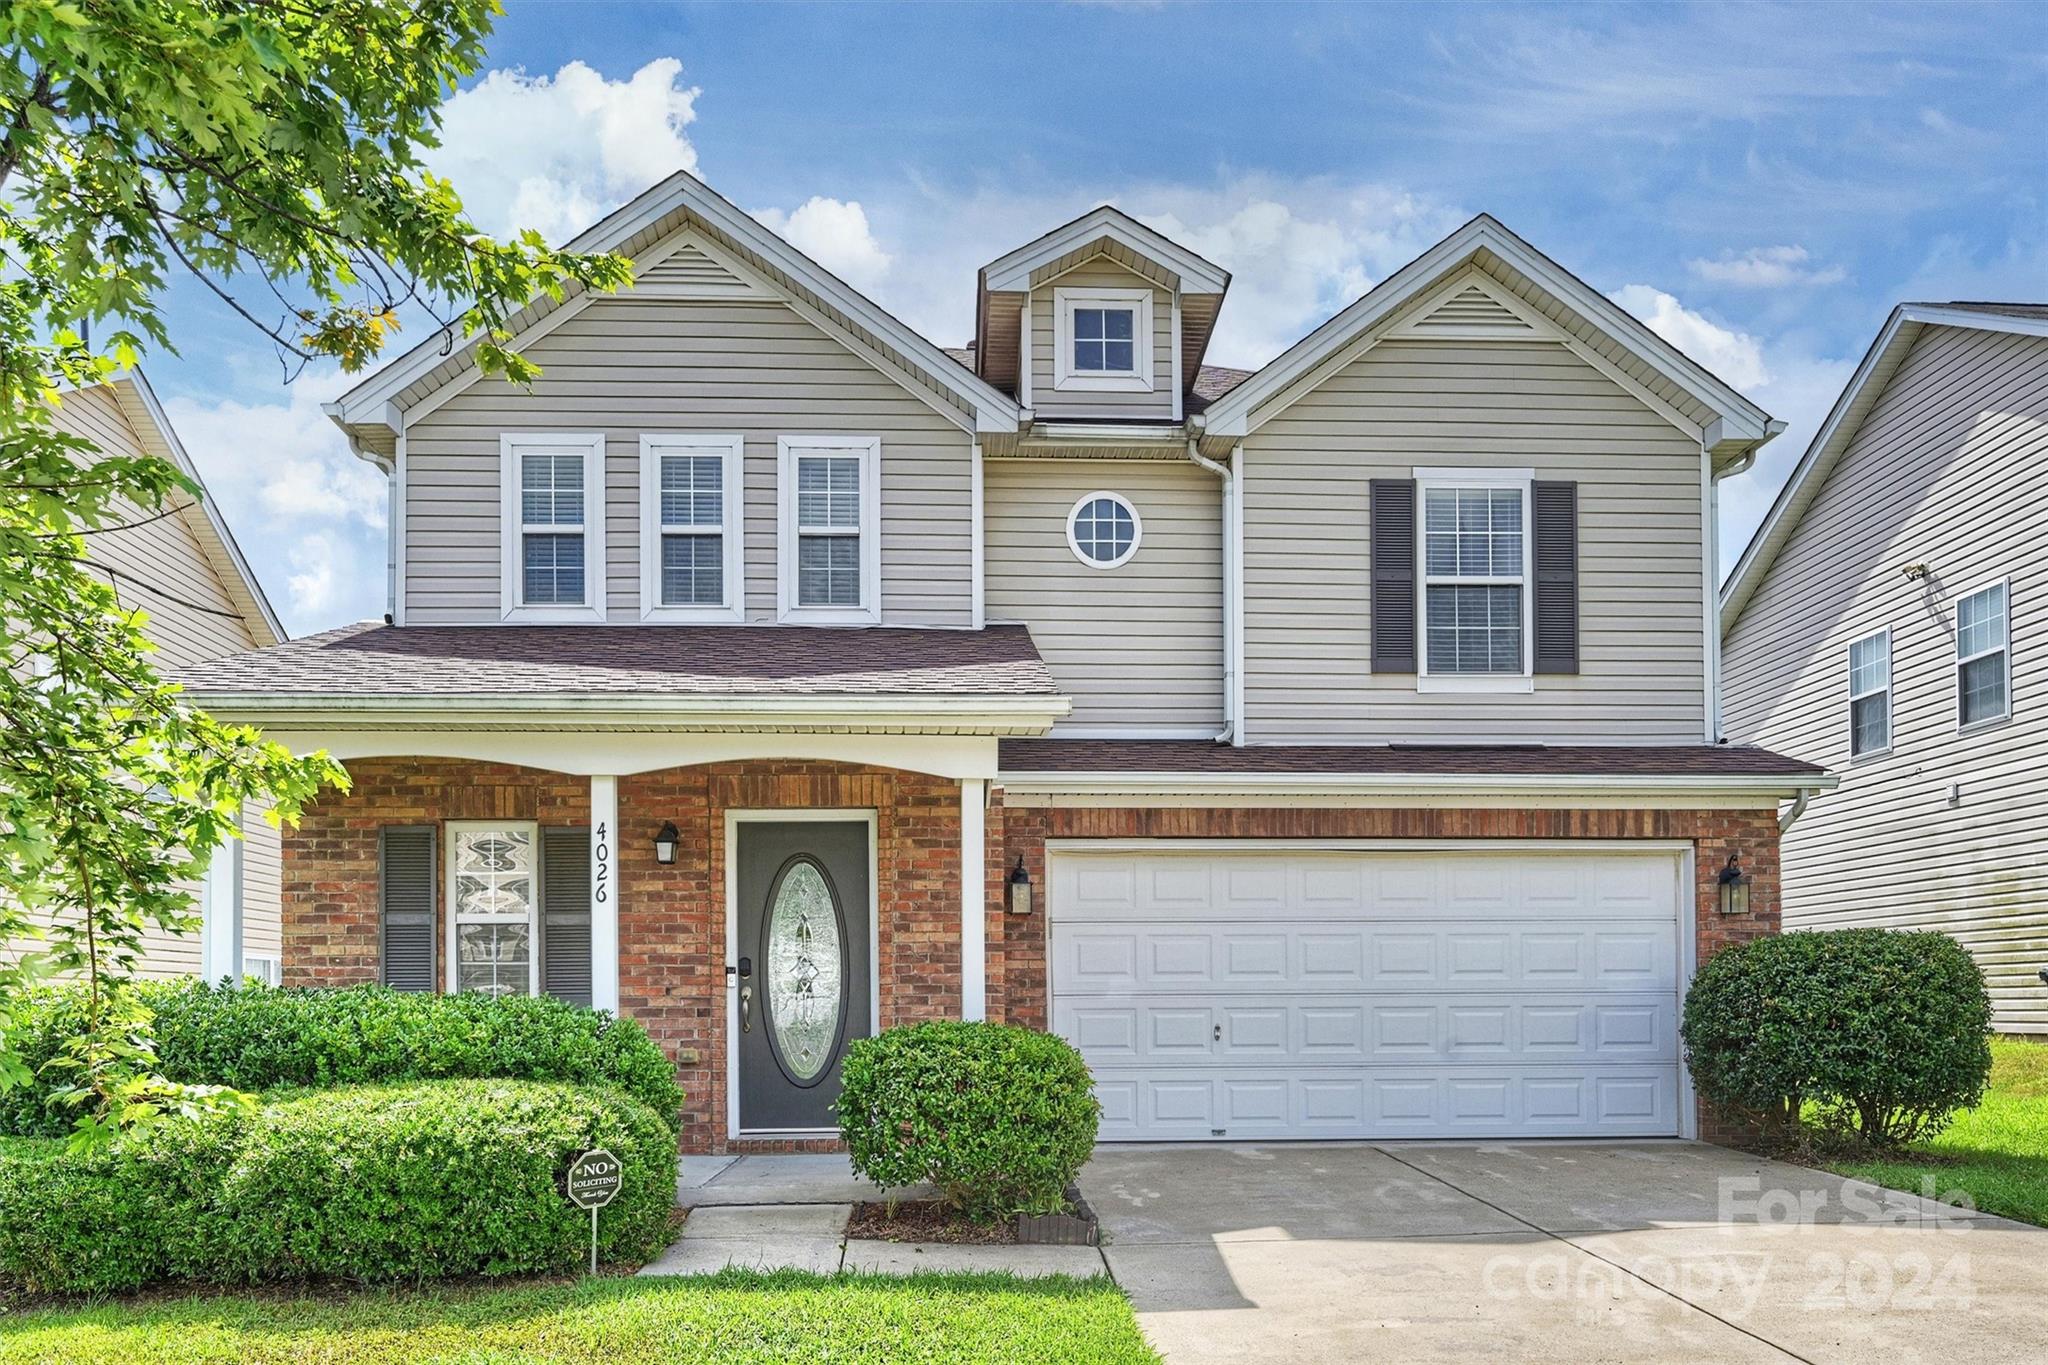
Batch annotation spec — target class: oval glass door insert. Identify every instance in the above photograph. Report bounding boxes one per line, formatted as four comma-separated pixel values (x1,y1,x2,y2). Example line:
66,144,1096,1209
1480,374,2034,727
764,858,845,1085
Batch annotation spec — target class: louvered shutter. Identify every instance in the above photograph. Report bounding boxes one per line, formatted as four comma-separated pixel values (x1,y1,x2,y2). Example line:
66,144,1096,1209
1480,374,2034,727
1370,479,1418,673
1533,480,1580,674
541,827,592,1006
379,827,437,992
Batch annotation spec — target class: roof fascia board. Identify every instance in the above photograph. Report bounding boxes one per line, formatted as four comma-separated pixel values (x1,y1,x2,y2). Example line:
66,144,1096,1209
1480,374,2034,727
983,206,1229,295
187,691,1072,734
1205,217,1770,441
332,171,1021,435
1898,304,2048,338
996,770,1836,799
112,371,286,644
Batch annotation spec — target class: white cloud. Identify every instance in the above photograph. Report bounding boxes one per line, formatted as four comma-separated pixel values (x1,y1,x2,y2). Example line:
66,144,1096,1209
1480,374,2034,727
753,198,893,295
285,533,340,617
426,59,700,243
1689,245,1847,288
1609,284,1770,389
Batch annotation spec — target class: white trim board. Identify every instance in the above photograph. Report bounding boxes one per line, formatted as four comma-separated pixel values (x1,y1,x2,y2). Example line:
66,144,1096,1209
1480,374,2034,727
981,204,1230,296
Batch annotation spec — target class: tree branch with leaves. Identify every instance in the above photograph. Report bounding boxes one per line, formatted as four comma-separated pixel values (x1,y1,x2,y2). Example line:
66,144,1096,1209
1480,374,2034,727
1,0,631,1147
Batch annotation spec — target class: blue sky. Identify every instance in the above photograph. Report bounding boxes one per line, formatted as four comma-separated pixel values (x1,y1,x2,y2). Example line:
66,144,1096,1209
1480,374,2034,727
145,0,2048,635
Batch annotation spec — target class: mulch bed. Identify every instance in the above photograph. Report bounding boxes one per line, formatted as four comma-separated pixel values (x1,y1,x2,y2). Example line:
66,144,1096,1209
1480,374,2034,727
846,1200,1017,1245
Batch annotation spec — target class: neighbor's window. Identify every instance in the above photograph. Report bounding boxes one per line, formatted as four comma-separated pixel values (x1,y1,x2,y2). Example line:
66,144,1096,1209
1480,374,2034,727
640,435,743,620
1956,580,2011,728
1066,492,1141,568
1848,629,1891,756
448,823,537,998
1422,484,1527,674
778,436,880,622
501,433,604,619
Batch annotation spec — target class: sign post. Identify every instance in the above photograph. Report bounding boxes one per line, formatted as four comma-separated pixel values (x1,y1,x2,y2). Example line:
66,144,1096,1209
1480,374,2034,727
566,1148,623,1274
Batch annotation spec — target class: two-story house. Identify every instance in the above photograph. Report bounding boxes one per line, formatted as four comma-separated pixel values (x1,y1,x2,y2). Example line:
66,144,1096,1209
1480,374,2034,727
180,171,1828,1153
1722,303,2048,1036
9,372,287,986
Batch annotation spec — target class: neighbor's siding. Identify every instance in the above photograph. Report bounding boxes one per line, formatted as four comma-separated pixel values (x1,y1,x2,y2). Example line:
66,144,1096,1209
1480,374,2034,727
403,297,974,626
1027,260,1177,421
1240,339,1708,743
984,459,1223,733
1722,324,2048,1033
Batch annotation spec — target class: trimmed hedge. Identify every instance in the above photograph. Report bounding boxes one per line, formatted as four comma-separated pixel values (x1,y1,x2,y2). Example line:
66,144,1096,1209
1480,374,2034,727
836,1020,1099,1222
0,1080,675,1293
1682,928,1994,1147
0,982,683,1138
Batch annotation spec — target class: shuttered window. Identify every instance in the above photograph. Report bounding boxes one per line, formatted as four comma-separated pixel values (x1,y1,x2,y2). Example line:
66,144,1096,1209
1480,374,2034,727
541,827,593,1007
1369,479,1418,673
379,827,437,993
1531,480,1579,674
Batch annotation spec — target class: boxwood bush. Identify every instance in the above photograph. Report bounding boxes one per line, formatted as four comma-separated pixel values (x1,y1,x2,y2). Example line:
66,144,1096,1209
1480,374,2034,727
836,1020,1099,1222
0,1079,675,1293
1682,928,1993,1147
0,982,683,1137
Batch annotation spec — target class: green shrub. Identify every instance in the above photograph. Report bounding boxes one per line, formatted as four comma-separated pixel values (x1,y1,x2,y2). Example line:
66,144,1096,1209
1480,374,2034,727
1682,928,1994,1147
0,982,683,1137
836,1020,1099,1222
0,1080,674,1293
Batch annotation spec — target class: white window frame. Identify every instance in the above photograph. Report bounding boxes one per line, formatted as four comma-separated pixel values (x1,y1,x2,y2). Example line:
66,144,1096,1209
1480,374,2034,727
1415,467,1535,694
777,435,882,625
1053,286,1154,393
500,432,607,623
1955,576,2012,733
445,820,541,999
242,954,281,987
1065,490,1144,569
1846,627,1892,760
638,434,745,622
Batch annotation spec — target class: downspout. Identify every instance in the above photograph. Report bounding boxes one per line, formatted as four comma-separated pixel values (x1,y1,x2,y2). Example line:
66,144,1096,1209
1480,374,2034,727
1185,437,1236,744
1778,788,1812,835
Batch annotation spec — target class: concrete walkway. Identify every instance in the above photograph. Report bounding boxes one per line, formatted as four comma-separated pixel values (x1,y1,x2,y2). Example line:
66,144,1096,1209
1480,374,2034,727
1082,1141,2046,1365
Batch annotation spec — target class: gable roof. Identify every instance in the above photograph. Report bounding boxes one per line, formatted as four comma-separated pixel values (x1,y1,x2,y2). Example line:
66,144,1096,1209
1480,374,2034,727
1199,214,1779,460
1720,302,2048,630
325,170,1024,459
86,371,285,646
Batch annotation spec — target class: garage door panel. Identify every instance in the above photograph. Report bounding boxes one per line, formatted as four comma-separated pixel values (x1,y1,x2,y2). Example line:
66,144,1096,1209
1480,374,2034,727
1090,1068,1680,1141
1053,921,1676,993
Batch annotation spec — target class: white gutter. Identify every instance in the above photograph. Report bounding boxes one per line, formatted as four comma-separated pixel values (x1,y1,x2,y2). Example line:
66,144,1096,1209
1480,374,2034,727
1185,438,1236,744
999,769,1837,801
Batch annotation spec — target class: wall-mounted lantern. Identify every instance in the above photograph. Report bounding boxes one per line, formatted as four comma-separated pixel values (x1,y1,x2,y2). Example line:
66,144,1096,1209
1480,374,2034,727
1006,857,1033,916
1717,852,1751,916
653,821,680,866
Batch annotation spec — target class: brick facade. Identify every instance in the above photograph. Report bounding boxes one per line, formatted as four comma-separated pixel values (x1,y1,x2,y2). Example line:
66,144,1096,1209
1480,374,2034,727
283,757,1782,1152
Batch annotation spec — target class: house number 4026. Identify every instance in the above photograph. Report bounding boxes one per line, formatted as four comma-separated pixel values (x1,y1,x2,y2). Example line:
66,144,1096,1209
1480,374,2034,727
593,820,611,905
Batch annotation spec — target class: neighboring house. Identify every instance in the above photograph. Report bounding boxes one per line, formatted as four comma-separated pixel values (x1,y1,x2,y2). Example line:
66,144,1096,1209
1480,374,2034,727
179,172,1829,1153
1722,303,2048,1036
8,373,287,985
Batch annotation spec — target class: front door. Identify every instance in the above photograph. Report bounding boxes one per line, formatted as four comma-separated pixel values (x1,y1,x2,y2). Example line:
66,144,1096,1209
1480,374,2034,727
735,820,872,1132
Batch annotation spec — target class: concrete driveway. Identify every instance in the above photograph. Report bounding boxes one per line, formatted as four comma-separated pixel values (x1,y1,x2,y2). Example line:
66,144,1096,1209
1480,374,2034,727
1080,1142,2043,1364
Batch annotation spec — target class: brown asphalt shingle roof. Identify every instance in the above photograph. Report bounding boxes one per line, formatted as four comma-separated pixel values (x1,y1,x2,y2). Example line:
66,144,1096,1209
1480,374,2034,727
940,346,1257,410
998,738,1824,778
178,622,1060,698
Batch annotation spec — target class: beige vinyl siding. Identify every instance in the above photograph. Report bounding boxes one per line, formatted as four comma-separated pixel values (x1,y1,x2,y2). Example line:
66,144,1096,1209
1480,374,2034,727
240,802,283,966
404,298,974,626
1027,260,1176,421
1241,339,1707,743
1722,324,2048,1033
985,459,1223,732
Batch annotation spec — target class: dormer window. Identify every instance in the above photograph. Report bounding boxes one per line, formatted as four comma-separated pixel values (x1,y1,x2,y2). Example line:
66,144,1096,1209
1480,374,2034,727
1054,286,1153,392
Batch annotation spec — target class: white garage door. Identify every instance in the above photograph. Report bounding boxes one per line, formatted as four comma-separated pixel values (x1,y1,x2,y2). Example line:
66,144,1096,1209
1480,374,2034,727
1050,846,1685,1141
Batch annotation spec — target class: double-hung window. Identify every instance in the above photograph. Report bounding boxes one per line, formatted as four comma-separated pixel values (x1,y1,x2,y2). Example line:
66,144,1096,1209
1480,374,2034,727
1956,579,2012,729
501,433,606,621
447,822,538,998
1053,286,1153,392
1847,629,1891,757
639,435,744,621
1417,470,1532,690
778,435,881,623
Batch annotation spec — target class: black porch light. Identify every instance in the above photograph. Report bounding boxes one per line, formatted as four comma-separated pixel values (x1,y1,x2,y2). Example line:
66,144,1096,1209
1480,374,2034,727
653,821,681,866
1006,857,1033,916
1717,852,1751,917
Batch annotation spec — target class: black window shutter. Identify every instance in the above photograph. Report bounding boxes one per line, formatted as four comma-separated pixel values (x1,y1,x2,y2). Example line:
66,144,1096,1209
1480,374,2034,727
379,827,437,993
1370,479,1418,673
541,827,593,1007
1533,480,1580,674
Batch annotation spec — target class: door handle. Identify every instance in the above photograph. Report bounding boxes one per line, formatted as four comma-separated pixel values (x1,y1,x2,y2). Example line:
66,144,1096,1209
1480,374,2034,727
740,983,753,1033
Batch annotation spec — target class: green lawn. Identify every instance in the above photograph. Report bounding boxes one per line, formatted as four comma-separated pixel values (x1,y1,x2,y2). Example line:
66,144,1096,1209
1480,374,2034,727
1826,1037,2048,1227
0,1269,1158,1365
